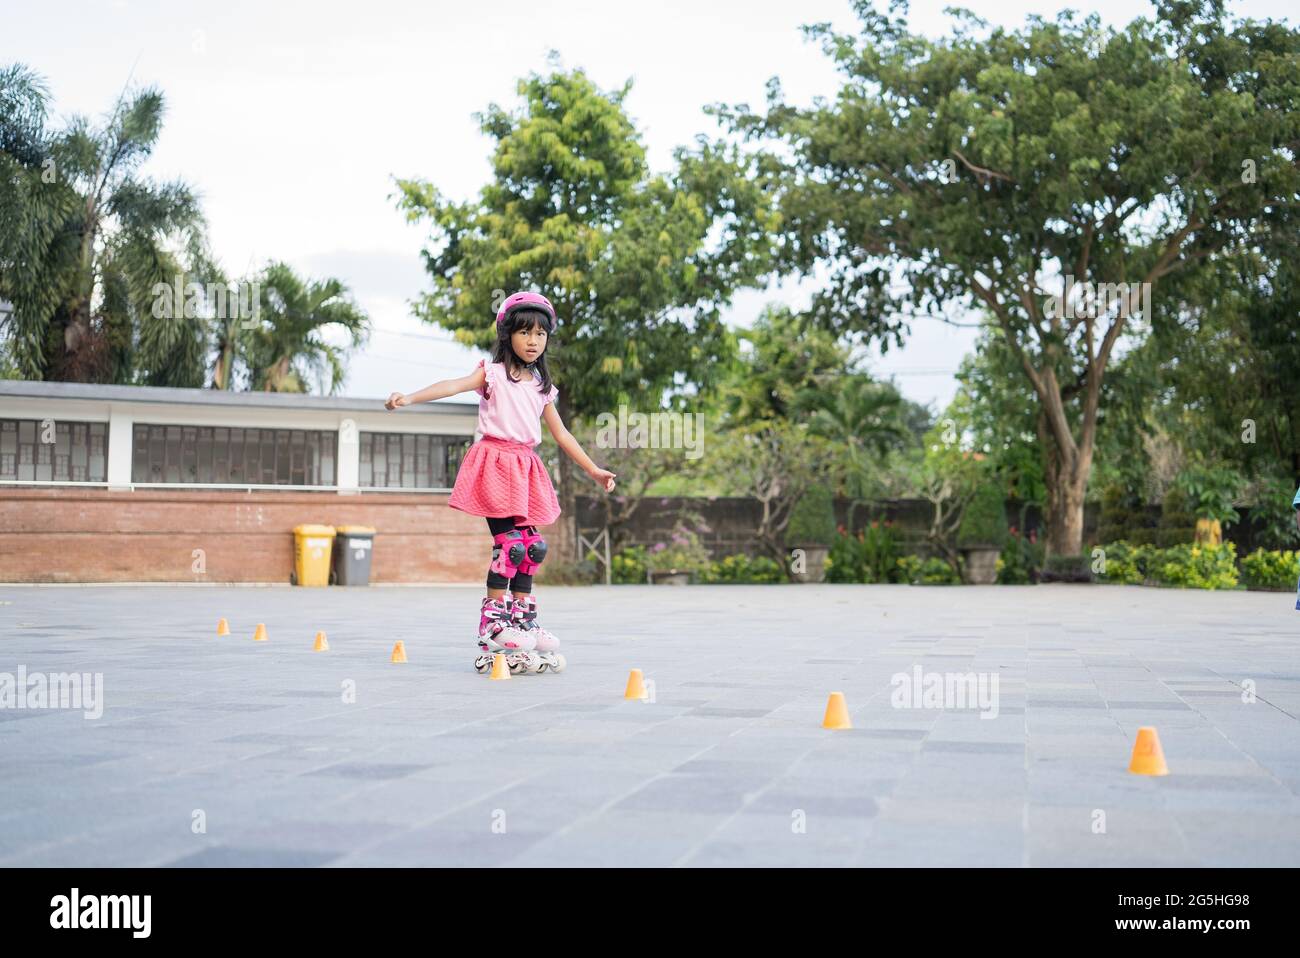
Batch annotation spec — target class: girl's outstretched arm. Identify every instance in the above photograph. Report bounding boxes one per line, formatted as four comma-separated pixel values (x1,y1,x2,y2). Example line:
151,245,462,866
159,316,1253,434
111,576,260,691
385,367,486,409
541,403,617,492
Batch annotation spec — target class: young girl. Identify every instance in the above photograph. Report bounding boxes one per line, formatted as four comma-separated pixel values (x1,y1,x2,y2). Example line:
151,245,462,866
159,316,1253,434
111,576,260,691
384,291,616,673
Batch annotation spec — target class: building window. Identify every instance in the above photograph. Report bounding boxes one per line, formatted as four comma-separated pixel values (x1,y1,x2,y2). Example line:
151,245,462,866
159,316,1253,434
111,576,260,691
358,431,470,488
131,424,337,485
0,419,107,482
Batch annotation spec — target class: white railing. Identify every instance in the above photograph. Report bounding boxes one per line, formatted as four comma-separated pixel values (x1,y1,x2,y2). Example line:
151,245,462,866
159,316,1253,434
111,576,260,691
0,479,453,494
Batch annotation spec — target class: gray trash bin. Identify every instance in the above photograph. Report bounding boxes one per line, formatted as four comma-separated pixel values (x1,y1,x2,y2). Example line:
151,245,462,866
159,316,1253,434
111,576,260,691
331,526,376,586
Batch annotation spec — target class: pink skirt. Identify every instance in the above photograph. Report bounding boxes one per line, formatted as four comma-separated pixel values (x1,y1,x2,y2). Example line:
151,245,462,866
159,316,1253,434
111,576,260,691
448,435,561,527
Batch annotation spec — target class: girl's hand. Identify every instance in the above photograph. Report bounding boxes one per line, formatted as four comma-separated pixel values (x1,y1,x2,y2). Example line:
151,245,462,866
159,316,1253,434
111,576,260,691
588,466,617,492
384,392,408,410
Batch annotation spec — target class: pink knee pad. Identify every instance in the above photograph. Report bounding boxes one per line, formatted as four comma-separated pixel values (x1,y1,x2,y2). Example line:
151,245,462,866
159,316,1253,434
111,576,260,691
489,530,527,579
515,527,548,575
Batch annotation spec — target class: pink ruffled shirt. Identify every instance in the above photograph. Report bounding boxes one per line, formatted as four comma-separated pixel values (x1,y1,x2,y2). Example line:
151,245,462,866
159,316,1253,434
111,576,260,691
473,358,558,446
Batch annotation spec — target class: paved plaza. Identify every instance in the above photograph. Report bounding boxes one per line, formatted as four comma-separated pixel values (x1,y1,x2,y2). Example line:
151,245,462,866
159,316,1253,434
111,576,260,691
2,582,1298,867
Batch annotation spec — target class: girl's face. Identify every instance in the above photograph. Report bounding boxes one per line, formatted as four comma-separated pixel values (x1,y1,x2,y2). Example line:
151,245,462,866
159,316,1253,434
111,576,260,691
511,320,548,365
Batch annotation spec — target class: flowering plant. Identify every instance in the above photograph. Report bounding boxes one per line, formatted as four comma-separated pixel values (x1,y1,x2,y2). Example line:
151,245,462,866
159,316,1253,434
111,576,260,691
646,521,712,575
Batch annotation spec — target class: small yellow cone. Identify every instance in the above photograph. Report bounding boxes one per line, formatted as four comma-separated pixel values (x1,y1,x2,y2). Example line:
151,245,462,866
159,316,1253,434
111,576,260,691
489,652,510,680
1128,726,1169,776
216,618,230,636
313,631,329,652
253,623,268,642
624,668,648,700
391,641,407,663
822,691,852,729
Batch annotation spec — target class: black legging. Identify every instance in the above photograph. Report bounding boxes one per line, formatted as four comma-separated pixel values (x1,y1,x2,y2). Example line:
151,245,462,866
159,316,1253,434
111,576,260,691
486,517,534,593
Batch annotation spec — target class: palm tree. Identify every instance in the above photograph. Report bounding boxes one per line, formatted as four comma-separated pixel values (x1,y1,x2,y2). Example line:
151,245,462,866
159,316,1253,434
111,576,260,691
211,307,240,390
245,262,369,394
0,63,209,384
806,374,911,527
0,64,80,379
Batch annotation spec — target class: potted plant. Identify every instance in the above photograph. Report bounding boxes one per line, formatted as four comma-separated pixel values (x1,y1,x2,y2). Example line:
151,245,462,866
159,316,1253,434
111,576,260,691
956,483,1008,584
646,522,711,585
785,485,836,583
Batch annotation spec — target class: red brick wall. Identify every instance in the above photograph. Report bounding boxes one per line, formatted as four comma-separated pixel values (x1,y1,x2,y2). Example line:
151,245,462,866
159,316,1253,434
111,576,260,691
0,488,498,583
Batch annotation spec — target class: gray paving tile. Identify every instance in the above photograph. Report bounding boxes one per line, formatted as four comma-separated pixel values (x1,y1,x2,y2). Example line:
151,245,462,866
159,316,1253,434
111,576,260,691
164,847,344,867
2,582,1298,867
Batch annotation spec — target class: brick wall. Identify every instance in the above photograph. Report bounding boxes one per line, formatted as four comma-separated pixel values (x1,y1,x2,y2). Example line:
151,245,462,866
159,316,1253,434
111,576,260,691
0,488,502,583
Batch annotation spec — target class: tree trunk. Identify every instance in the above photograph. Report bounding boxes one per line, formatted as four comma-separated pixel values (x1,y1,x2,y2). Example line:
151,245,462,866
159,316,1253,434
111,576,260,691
213,343,233,390
1046,472,1087,557
1038,409,1088,557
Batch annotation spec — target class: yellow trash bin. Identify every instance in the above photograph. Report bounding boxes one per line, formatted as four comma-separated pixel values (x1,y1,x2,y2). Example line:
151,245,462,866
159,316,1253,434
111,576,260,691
292,524,336,586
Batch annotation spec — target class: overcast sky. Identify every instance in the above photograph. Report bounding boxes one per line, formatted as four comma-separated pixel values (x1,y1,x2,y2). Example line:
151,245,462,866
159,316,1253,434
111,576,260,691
8,0,1293,413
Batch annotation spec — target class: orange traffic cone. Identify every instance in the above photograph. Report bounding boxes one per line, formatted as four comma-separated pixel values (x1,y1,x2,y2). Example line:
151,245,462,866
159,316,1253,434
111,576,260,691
624,668,648,700
253,623,268,642
1128,726,1169,775
313,631,329,652
391,641,407,663
822,692,852,729
216,618,230,636
489,652,510,680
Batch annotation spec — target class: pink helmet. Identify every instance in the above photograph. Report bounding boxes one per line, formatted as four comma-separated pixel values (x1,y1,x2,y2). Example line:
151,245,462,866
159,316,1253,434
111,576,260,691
495,291,557,332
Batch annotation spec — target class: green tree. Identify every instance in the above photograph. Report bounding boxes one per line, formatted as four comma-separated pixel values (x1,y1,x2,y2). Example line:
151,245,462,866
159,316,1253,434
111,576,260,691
244,262,369,394
806,369,912,520
0,64,211,385
721,303,850,426
908,415,989,572
952,326,1047,508
710,0,1300,558
393,57,778,559
709,418,838,568
0,64,79,379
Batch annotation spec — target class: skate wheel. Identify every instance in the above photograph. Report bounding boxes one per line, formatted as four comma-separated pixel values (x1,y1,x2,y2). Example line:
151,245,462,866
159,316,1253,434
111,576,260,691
548,654,566,673
473,655,493,674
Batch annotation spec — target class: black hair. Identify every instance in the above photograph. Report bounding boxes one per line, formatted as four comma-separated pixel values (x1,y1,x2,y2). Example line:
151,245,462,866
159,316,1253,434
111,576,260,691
490,307,554,396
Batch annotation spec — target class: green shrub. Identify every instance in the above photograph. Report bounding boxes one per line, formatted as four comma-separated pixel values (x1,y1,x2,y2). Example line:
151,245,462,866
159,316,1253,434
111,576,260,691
1040,554,1092,582
957,484,1008,548
1249,477,1300,550
611,544,649,584
700,554,784,584
1093,540,1149,584
1240,548,1300,591
861,522,902,582
787,485,836,546
826,530,864,583
1151,542,1239,589
541,558,599,585
997,527,1045,584
897,555,960,585
1093,540,1238,589
825,522,902,583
